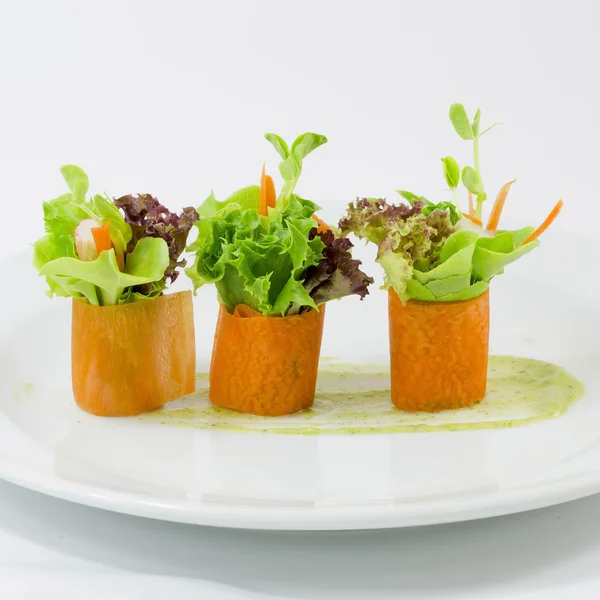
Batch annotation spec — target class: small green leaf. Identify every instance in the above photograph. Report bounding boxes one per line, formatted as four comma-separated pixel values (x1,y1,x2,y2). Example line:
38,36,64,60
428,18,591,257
60,165,89,204
265,132,327,203
197,190,223,218
290,132,328,162
441,156,460,189
397,190,429,205
462,166,484,195
279,155,300,181
471,108,481,137
449,104,475,140
264,133,289,159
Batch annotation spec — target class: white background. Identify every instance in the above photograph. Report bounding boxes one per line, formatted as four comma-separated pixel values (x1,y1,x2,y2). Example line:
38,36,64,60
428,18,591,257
0,0,596,255
0,0,599,598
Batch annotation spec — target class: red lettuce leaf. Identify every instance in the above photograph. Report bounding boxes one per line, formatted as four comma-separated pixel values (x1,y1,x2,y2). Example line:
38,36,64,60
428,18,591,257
114,194,198,286
300,228,374,310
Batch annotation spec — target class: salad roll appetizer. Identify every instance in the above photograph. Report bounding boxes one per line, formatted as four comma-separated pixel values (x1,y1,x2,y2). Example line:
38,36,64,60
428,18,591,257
33,166,199,417
340,105,562,412
188,133,373,416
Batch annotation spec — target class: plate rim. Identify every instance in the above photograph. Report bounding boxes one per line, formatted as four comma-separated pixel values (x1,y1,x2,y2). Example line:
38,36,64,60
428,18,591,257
2,243,599,531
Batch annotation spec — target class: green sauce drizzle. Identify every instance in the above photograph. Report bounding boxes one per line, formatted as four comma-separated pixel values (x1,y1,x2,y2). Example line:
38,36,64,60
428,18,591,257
139,356,584,435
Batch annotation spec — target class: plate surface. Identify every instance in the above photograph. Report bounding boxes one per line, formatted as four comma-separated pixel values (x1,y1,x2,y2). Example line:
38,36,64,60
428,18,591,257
1,231,599,531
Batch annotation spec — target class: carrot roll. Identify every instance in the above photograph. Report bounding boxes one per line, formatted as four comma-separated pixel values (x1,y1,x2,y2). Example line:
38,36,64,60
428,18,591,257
209,304,325,416
339,102,562,413
33,165,199,417
388,288,489,412
187,131,372,416
72,291,196,416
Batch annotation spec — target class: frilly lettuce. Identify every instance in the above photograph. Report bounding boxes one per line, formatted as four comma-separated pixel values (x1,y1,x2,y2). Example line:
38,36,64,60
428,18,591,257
187,188,372,316
339,197,539,302
187,191,324,315
297,229,373,313
33,165,173,306
187,131,372,316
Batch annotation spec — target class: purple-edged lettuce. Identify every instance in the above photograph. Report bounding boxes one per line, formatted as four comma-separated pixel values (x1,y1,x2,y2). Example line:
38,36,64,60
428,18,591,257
297,228,373,313
340,195,539,302
339,103,557,303
187,132,373,316
114,194,198,297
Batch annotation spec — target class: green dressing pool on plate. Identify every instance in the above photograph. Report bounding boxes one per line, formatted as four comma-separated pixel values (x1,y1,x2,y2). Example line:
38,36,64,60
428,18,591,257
138,356,584,434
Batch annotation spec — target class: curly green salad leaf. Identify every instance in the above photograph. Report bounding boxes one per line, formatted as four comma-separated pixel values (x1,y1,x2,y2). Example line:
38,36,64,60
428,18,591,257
339,196,539,302
187,131,372,316
187,190,372,316
32,165,193,306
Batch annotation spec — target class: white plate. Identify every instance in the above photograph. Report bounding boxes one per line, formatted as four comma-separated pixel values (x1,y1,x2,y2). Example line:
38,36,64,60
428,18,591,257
1,229,599,531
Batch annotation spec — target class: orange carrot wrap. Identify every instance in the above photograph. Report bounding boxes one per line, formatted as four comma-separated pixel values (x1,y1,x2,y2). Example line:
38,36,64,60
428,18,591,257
210,304,325,416
388,288,489,412
72,291,196,417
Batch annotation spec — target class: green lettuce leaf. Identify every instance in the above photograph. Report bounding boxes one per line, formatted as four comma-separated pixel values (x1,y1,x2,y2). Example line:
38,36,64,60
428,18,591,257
378,252,413,299
340,198,457,301
188,132,371,314
60,164,90,204
405,227,536,302
472,230,539,282
91,194,132,258
33,165,176,306
340,196,541,303
39,238,169,306
197,186,260,218
188,193,324,315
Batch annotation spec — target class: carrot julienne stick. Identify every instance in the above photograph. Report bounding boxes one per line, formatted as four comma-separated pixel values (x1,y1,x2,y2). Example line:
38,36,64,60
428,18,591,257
468,191,474,216
210,304,325,416
519,200,564,246
486,179,516,232
91,222,112,255
259,163,277,216
388,288,489,412
265,173,276,210
462,212,483,227
259,163,268,216
312,214,329,233
71,291,196,416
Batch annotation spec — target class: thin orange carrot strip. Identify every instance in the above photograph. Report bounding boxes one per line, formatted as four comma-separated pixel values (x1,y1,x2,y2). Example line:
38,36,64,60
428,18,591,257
210,304,325,416
462,212,483,226
259,163,268,216
265,174,276,209
91,222,112,254
468,191,474,216
312,214,330,233
519,200,564,246
115,251,124,271
234,304,261,318
71,291,196,417
388,289,489,412
486,179,516,232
